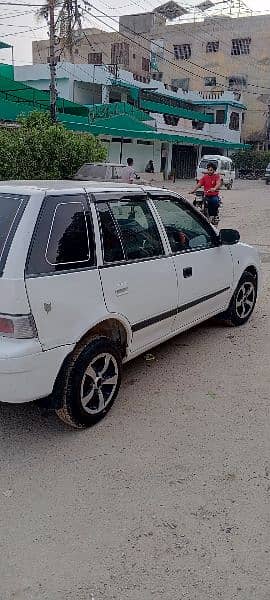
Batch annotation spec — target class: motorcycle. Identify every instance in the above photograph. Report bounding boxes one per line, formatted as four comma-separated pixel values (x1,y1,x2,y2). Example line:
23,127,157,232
193,190,221,226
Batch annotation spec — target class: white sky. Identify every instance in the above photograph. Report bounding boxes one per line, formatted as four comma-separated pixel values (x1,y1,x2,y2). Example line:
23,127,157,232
0,0,268,66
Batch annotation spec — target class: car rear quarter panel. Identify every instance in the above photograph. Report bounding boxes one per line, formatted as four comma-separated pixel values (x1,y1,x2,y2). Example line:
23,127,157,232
229,242,261,292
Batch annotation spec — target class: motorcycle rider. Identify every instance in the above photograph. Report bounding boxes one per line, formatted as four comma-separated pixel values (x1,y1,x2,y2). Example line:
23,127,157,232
190,162,221,225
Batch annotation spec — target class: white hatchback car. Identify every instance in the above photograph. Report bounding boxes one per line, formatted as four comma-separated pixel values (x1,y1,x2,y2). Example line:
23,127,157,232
0,181,260,428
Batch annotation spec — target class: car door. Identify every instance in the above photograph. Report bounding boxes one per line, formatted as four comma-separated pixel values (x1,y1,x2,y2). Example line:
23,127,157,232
25,192,107,350
150,193,234,330
95,192,178,353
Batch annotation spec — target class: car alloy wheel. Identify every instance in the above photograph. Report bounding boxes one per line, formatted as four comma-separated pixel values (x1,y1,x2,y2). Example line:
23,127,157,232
235,281,256,320
80,353,119,415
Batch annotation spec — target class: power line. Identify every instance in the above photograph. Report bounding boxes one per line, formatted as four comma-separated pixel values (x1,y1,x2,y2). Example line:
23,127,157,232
84,2,270,93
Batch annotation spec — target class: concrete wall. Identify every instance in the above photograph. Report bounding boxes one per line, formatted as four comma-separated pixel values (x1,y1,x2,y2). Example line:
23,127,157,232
107,138,159,172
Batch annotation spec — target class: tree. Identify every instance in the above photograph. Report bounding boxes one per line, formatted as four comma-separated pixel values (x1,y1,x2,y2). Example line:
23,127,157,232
0,111,107,180
232,149,270,176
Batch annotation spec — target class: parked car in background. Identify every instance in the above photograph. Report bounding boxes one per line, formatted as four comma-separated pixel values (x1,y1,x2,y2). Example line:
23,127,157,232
73,162,125,181
264,163,270,184
0,181,260,429
196,155,235,189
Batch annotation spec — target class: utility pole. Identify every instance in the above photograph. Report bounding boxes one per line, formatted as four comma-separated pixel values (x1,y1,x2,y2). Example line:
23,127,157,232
48,0,57,123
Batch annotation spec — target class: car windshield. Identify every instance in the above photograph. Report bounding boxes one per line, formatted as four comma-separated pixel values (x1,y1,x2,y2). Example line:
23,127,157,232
266,163,270,170
199,159,218,170
0,193,28,273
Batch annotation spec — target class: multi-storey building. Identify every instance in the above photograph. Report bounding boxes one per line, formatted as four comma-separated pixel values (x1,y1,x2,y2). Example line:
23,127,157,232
32,7,270,146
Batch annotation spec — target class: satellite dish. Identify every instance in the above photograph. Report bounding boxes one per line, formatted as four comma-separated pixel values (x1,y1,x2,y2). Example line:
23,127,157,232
196,0,214,10
153,1,189,20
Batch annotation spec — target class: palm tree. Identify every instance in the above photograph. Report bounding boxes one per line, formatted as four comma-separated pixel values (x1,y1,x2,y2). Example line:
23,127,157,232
38,0,82,62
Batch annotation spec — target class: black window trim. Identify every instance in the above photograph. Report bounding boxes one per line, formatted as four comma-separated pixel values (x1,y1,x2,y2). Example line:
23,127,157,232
148,192,219,256
0,195,29,277
93,192,166,267
25,192,97,278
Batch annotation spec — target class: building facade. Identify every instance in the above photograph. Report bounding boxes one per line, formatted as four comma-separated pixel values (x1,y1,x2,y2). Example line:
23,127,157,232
32,10,270,146
16,62,246,177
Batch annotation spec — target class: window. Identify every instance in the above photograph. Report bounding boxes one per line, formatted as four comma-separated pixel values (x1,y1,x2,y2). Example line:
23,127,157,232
206,41,219,53
199,159,218,170
111,42,129,67
173,44,191,60
97,203,124,263
228,75,247,89
142,57,150,72
216,109,226,124
171,78,189,91
231,38,251,56
46,203,90,266
26,195,95,276
0,193,28,275
88,52,102,65
151,72,163,81
204,77,217,87
192,120,204,130
132,53,136,59
108,199,164,261
229,111,240,131
153,197,214,253
164,114,179,126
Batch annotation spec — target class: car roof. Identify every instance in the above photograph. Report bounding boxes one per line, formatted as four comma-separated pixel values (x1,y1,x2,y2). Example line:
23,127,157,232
80,163,125,167
0,180,165,195
201,155,232,161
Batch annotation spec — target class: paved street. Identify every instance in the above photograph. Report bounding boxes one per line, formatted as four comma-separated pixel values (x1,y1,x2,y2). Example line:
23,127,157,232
1,179,270,600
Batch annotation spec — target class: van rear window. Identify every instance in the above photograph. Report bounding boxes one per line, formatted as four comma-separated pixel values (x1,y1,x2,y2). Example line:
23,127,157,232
0,194,28,274
199,159,218,170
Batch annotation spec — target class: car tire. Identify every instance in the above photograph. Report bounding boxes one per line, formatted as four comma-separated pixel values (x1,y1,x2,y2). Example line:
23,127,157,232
219,272,257,326
266,180,270,185
225,181,233,190
55,337,122,428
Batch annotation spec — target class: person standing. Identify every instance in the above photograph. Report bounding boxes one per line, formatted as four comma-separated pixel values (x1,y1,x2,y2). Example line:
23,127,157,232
145,160,154,173
121,157,136,184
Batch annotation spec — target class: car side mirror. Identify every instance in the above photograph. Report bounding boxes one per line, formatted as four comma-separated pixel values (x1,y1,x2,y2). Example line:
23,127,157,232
219,228,240,245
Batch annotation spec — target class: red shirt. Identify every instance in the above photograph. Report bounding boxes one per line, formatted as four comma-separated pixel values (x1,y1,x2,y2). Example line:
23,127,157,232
199,173,220,196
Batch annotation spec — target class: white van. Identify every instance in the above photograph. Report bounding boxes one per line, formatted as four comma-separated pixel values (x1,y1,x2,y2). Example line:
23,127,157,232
196,155,235,189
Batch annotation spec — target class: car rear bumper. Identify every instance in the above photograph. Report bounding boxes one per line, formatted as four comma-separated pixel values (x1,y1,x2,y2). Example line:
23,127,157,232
0,338,72,403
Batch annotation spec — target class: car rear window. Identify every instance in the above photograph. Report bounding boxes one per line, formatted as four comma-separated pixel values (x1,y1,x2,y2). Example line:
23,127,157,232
199,159,218,170
0,193,28,275
74,164,107,180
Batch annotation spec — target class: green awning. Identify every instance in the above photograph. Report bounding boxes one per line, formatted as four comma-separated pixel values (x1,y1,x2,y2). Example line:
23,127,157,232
0,74,88,116
87,101,154,122
62,114,157,138
0,41,12,50
140,99,214,123
63,113,248,149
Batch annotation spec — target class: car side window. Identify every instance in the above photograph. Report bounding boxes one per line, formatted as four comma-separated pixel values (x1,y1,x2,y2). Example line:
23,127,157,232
108,199,165,261
96,202,125,263
26,194,95,276
46,202,90,266
153,197,215,253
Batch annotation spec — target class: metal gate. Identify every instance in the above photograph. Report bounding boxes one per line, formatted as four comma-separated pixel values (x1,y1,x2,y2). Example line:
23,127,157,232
172,145,198,179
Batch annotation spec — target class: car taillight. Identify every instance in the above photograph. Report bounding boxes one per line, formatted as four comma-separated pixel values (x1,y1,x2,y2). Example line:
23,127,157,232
0,314,37,339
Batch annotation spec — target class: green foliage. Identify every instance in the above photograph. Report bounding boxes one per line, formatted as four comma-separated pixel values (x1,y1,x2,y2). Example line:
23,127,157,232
0,111,107,180
232,149,270,175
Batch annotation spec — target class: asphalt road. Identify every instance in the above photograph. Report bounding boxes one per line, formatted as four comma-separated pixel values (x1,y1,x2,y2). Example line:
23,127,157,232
1,180,270,600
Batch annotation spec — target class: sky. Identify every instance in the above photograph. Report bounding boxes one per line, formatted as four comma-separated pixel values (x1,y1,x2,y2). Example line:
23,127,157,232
0,0,268,66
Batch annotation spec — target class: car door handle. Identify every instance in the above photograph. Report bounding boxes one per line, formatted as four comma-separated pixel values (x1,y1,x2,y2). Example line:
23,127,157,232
183,267,192,278
115,283,129,296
